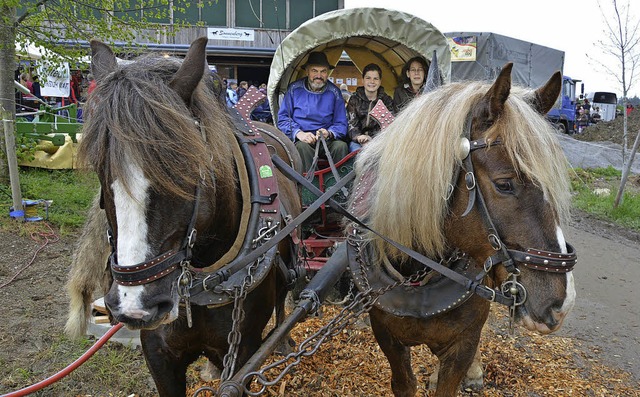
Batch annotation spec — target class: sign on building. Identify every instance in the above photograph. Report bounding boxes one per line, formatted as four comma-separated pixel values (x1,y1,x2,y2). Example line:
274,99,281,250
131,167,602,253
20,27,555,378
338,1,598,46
207,28,255,42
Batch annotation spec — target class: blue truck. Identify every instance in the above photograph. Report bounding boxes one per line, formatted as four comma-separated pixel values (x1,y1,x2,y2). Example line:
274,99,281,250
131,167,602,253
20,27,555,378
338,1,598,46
547,75,583,134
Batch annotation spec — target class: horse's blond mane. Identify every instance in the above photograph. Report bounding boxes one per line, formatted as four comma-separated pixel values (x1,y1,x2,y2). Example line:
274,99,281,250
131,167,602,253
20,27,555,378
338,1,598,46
351,81,571,260
79,54,236,200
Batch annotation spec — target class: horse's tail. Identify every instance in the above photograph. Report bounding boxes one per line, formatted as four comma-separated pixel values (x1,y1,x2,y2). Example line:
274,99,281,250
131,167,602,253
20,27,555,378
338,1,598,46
65,194,112,339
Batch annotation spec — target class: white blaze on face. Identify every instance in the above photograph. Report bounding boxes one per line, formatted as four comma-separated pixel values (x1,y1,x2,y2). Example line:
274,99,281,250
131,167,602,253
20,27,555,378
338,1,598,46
111,162,151,318
556,226,576,314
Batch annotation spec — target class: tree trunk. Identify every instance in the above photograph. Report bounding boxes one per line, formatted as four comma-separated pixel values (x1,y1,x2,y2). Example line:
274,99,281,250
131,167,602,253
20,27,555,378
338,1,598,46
0,5,17,184
614,127,640,207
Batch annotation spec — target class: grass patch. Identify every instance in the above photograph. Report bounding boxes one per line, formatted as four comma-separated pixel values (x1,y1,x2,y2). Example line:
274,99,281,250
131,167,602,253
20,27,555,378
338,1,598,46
570,166,640,232
2,165,640,235
0,168,98,235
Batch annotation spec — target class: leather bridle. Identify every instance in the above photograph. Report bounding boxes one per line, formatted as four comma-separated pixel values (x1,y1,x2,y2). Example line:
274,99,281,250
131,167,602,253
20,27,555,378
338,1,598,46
107,184,201,286
448,115,577,309
457,119,577,277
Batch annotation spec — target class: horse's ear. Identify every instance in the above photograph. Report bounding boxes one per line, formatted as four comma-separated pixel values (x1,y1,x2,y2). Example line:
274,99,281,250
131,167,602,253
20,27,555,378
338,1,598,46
170,36,208,104
90,40,117,83
531,71,562,115
483,62,513,121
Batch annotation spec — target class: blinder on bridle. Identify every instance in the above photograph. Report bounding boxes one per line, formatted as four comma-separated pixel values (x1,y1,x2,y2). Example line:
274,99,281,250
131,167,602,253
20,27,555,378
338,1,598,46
455,114,577,307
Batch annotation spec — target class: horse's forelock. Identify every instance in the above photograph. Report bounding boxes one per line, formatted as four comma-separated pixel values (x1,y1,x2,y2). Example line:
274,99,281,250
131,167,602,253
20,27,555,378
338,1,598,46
353,81,570,261
497,90,571,224
79,54,236,200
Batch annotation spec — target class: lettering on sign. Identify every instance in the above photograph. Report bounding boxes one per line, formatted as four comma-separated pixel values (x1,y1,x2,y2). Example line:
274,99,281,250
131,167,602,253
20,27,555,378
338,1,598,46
207,28,255,42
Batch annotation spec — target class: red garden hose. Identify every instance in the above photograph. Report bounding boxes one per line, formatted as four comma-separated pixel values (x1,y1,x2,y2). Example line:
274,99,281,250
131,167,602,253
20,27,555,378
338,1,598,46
2,323,125,397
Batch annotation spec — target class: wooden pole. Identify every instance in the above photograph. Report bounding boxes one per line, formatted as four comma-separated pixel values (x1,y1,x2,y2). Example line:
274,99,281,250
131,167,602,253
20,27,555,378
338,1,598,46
2,108,23,220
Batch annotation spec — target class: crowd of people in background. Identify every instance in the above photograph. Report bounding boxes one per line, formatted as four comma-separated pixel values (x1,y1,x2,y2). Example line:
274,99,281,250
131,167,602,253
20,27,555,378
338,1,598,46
575,97,603,133
15,67,97,120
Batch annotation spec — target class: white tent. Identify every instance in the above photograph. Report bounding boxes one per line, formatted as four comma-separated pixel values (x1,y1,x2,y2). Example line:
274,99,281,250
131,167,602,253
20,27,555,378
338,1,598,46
15,41,56,60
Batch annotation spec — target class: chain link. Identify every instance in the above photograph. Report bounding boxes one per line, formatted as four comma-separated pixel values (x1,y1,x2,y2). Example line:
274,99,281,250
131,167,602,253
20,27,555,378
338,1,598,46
220,255,263,381
240,233,430,395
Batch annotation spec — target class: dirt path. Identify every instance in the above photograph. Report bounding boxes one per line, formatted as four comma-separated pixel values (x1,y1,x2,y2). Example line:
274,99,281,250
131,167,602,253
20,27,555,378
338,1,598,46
560,214,640,380
0,210,639,395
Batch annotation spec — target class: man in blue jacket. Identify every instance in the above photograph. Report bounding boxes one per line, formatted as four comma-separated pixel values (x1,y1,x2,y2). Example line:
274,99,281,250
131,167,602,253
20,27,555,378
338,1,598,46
277,51,348,172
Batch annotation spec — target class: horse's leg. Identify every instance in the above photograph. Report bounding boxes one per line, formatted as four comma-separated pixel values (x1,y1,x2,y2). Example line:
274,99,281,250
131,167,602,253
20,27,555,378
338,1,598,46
200,359,221,382
369,309,417,397
462,345,484,391
141,329,195,397
429,343,483,392
272,258,295,355
427,312,489,397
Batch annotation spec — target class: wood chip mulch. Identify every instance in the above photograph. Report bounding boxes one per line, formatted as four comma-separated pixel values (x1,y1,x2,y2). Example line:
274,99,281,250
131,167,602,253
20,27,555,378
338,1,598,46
187,305,639,396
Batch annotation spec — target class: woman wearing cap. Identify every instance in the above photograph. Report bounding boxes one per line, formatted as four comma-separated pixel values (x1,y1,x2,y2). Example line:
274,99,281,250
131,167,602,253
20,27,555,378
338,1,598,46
277,51,348,172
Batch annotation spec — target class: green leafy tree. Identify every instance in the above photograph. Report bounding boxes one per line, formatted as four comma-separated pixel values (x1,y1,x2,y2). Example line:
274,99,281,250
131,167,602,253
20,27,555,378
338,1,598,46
1,0,209,183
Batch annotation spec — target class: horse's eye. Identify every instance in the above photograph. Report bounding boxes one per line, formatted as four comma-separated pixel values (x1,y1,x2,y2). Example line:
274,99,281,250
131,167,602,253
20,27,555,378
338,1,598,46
495,179,514,193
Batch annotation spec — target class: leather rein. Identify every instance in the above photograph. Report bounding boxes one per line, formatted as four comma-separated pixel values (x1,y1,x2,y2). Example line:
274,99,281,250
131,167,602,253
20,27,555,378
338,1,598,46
318,115,576,310
104,102,577,312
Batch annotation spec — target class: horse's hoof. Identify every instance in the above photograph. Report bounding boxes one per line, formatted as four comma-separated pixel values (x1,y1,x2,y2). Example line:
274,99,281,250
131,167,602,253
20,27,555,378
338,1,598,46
428,372,437,390
274,337,296,355
200,360,221,382
461,378,483,393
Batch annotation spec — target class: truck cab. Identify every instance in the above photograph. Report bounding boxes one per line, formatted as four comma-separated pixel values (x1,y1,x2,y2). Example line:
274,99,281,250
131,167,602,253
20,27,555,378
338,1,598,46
547,75,581,134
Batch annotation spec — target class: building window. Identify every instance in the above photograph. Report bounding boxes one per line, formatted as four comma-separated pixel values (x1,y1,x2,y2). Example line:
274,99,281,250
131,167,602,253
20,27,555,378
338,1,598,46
235,0,286,29
200,0,227,26
314,0,339,17
289,1,313,29
174,1,201,25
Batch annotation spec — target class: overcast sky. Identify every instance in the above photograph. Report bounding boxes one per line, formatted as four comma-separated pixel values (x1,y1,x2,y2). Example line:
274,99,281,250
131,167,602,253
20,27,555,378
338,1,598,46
344,0,639,98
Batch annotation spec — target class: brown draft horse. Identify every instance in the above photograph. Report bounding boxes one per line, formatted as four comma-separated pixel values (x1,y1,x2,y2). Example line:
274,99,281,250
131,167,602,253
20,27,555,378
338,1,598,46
347,64,576,396
71,38,301,396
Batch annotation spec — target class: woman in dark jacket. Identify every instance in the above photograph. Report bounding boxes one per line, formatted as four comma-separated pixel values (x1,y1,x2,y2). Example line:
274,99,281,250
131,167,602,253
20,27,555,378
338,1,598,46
393,55,428,111
346,63,396,152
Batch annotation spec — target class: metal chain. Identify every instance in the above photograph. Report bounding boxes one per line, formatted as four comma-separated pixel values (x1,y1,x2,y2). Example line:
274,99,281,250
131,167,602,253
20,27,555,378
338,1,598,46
240,234,430,396
220,255,263,381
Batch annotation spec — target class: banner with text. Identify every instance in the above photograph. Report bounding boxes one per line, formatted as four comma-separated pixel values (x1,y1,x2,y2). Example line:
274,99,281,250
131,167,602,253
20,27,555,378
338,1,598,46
208,28,255,42
38,61,70,97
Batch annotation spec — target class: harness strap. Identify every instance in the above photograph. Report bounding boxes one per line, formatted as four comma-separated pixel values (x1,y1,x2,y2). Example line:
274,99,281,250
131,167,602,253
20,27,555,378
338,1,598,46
508,244,577,272
270,155,516,306
111,250,187,286
189,163,356,298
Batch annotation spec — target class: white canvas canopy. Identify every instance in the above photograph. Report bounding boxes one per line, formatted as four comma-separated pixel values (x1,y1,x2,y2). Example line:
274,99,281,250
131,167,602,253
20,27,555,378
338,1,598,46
15,41,57,60
268,7,451,120
16,40,92,64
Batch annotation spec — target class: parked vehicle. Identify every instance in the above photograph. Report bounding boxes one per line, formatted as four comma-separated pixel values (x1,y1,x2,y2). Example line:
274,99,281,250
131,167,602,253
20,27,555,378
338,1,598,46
586,91,617,121
547,74,583,133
